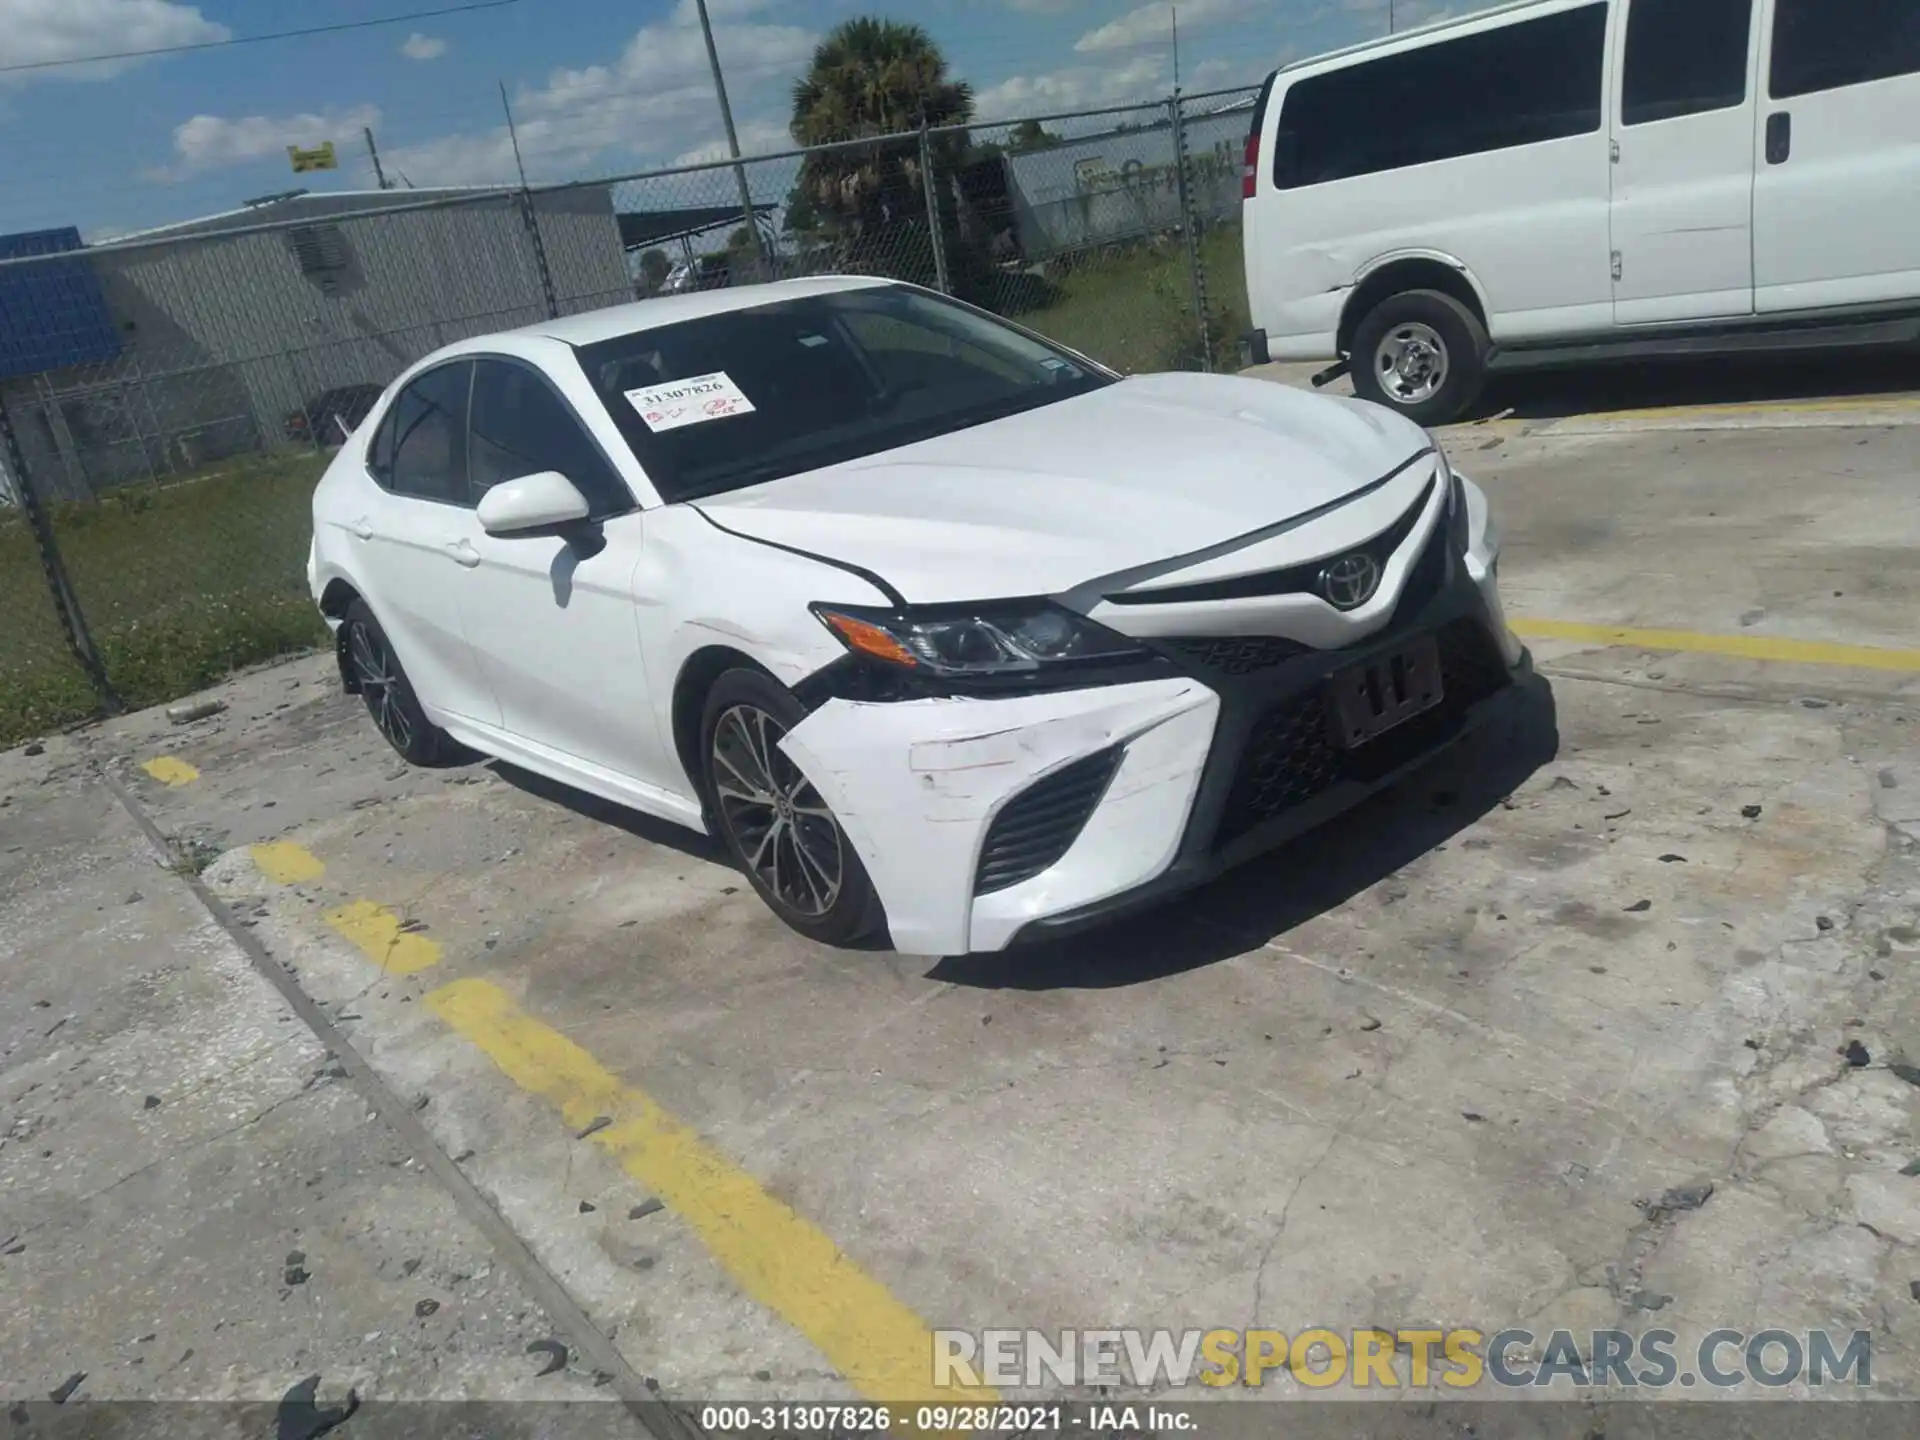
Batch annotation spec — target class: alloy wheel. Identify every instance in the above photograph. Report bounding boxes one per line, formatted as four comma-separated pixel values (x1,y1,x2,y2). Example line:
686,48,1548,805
710,703,843,919
348,622,414,754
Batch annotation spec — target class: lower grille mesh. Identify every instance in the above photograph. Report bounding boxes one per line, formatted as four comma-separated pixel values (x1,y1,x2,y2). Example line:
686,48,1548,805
975,747,1123,895
1215,617,1510,844
1160,636,1309,675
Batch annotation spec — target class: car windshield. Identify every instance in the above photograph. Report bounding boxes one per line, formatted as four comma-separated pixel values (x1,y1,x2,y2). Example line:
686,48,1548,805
573,283,1113,502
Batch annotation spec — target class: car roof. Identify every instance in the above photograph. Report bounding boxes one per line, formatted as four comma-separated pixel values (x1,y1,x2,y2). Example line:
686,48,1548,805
513,275,895,349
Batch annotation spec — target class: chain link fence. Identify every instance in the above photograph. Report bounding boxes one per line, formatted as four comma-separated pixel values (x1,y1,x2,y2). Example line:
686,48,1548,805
0,85,1263,747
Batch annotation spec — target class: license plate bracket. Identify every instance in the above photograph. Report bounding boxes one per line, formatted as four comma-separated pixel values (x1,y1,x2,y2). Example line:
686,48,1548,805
1326,635,1444,749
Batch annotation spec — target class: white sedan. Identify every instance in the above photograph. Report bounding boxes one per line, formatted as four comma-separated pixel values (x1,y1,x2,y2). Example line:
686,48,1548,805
307,277,1526,953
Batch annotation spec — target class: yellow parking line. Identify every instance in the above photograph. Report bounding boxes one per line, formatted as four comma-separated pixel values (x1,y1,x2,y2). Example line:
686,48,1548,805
427,976,996,1406
1571,392,1920,424
251,841,326,884
323,898,443,974
140,756,200,786
1512,619,1920,673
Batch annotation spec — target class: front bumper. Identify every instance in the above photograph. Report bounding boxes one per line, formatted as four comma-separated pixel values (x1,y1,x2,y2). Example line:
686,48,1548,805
780,517,1527,956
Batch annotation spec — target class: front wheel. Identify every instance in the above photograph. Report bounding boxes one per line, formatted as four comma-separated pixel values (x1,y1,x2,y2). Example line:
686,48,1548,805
699,668,885,947
1349,288,1490,427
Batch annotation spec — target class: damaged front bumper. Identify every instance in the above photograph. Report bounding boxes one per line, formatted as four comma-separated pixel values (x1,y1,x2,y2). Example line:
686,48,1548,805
780,562,1527,957
780,678,1222,956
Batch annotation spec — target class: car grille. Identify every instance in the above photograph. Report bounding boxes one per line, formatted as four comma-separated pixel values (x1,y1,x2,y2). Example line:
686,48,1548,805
1214,617,1510,845
1159,636,1309,675
974,747,1123,895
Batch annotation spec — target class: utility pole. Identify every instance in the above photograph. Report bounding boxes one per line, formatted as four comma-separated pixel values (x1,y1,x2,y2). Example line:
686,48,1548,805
1171,5,1180,90
364,125,392,190
500,81,559,318
1390,0,1396,32
500,81,530,189
691,0,771,275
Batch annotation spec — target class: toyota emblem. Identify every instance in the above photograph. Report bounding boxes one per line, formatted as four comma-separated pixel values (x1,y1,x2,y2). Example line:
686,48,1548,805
1318,552,1381,610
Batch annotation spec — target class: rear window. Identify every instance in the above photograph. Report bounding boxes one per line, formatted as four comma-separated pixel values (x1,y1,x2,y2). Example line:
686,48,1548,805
574,285,1111,503
1273,3,1608,189
1770,0,1920,98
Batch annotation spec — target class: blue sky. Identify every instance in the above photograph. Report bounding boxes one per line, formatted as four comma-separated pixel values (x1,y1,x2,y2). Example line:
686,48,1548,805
0,0,1450,239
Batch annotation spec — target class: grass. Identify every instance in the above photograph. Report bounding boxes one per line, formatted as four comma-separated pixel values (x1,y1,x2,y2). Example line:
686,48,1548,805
0,230,1245,747
990,222,1249,375
0,451,329,748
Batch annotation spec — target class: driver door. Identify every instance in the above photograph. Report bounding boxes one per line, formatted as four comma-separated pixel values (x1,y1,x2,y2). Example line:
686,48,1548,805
455,356,671,789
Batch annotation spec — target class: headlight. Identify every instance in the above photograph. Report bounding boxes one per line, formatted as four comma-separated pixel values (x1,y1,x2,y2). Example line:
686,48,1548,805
812,601,1148,677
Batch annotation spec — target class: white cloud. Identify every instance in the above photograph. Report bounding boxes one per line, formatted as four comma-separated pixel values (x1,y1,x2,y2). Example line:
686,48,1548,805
145,104,382,181
1073,0,1242,53
973,55,1167,119
671,117,793,166
388,10,815,187
0,0,228,81
400,32,447,61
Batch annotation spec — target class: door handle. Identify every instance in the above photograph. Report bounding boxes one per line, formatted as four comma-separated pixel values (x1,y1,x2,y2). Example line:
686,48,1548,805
1766,111,1792,165
444,539,481,568
348,516,373,540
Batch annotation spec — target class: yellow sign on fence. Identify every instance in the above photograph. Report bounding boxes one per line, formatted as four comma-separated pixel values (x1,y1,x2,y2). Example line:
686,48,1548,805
287,142,338,174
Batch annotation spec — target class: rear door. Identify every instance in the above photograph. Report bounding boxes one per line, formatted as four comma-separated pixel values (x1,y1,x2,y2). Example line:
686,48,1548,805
352,361,501,725
1608,0,1760,325
1753,0,1920,312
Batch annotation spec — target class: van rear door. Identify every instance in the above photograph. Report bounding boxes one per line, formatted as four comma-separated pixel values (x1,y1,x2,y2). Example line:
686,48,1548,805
1607,0,1760,326
1752,0,1920,312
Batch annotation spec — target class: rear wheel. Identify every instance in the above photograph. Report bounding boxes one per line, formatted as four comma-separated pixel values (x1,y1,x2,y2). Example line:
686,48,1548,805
342,600,453,766
1349,288,1490,427
699,668,884,946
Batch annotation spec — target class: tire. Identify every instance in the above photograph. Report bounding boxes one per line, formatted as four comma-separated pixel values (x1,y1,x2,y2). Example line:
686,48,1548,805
699,667,885,947
1349,288,1490,427
341,600,455,767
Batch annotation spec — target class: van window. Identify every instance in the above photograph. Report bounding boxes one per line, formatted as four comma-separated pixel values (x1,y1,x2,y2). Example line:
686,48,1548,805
1622,0,1753,125
1771,0,1920,99
1273,3,1607,189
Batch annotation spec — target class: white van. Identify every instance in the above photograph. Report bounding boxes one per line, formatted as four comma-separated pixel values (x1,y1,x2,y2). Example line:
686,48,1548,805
1240,0,1920,424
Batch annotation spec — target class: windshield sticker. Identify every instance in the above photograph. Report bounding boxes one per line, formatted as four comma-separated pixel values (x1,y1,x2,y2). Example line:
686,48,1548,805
797,333,829,348
625,371,756,432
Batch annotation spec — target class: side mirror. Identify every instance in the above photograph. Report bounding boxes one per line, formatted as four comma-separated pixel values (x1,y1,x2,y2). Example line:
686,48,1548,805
476,470,590,536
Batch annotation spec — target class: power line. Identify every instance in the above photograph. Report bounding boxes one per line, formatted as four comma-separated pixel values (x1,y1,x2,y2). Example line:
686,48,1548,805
0,0,521,75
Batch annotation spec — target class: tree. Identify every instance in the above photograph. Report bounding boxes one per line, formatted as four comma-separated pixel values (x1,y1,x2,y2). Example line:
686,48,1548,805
1007,119,1061,153
788,18,976,290
637,247,670,293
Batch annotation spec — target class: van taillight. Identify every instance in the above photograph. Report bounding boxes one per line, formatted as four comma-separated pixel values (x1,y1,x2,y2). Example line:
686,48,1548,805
1242,132,1259,199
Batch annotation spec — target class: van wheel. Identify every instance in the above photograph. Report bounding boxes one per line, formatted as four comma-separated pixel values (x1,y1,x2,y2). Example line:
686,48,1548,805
1349,289,1489,427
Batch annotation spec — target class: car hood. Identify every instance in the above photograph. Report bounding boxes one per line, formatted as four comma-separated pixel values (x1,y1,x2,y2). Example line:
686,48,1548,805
692,372,1431,604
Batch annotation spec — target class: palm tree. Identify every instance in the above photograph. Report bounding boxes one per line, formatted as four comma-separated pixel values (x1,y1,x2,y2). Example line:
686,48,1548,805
788,19,974,287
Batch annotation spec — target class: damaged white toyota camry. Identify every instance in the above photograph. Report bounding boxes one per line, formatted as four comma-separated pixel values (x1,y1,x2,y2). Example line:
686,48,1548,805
308,276,1526,954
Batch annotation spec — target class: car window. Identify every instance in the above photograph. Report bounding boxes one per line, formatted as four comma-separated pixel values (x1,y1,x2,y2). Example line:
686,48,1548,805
1771,0,1920,98
575,284,1110,503
382,362,472,505
1273,3,1607,189
367,401,397,477
467,358,632,514
1622,0,1753,125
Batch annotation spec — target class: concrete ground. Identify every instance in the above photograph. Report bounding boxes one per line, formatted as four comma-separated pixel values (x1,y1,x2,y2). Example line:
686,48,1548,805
4,370,1920,1428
